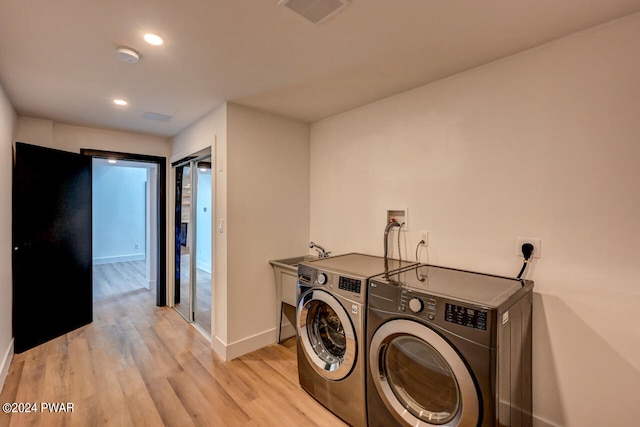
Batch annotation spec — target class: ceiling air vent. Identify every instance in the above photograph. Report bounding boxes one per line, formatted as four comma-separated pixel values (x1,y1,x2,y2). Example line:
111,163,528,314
278,0,350,25
143,112,172,122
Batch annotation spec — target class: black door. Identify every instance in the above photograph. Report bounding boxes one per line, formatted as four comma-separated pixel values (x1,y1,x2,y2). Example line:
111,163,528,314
13,142,93,353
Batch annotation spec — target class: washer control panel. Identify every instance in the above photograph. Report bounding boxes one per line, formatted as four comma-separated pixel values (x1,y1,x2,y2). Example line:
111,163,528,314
317,272,328,285
299,264,365,299
338,276,362,294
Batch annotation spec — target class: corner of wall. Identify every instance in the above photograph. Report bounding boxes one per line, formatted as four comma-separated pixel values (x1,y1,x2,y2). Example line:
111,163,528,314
0,82,16,395
0,338,14,393
213,328,280,361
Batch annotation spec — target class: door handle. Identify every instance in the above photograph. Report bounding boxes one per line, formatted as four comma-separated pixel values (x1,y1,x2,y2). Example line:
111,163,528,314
13,242,33,252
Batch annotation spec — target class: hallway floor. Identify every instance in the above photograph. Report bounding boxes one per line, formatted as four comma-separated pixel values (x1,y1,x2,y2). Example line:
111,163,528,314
0,271,345,426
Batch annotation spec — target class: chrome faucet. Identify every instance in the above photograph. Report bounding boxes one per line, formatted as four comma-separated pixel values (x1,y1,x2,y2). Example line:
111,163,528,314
309,241,331,258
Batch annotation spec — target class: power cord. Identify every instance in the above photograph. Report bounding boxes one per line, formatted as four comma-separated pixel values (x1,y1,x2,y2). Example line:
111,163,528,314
516,243,534,280
415,239,426,262
383,220,402,260
397,222,405,263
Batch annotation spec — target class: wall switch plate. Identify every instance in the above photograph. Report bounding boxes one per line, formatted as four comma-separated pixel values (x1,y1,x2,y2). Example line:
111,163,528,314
516,237,541,258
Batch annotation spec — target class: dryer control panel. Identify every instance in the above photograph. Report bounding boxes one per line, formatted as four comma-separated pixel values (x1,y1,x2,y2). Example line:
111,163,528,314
445,303,488,331
401,289,437,321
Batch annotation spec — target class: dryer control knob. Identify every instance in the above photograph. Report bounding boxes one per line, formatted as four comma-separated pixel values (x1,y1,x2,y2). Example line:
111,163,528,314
409,298,424,313
317,273,327,285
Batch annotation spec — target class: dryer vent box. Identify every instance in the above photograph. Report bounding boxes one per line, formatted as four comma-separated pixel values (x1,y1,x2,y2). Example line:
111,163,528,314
279,0,351,25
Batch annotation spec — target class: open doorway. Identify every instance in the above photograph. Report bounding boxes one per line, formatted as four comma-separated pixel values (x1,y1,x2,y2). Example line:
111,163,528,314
92,158,157,299
81,149,167,306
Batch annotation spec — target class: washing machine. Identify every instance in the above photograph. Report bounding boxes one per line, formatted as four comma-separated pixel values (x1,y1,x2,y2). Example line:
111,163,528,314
296,253,418,427
367,264,533,427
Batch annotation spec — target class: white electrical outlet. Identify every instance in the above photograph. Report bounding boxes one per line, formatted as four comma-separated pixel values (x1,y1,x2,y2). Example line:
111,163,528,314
516,237,541,258
420,230,429,246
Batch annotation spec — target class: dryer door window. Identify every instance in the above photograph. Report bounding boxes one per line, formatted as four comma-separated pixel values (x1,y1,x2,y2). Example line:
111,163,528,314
370,319,479,426
385,336,459,424
297,289,357,381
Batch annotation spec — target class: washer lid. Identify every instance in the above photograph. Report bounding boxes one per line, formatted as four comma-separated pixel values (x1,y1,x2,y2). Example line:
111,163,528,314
381,264,528,307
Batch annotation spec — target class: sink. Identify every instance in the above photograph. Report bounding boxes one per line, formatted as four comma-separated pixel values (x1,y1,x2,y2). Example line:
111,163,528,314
269,254,319,342
269,255,318,270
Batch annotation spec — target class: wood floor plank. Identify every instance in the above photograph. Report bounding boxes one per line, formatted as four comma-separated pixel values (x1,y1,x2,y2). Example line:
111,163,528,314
0,262,345,427
117,367,165,427
233,354,347,427
192,349,257,404
89,343,136,427
174,351,252,426
146,377,195,427
166,371,223,427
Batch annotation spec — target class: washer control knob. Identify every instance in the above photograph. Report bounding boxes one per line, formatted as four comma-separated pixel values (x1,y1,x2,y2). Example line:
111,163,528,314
409,298,424,313
317,273,327,285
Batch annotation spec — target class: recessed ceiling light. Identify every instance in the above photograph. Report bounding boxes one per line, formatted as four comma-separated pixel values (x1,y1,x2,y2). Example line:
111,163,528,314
108,159,117,164
144,33,163,46
113,99,128,106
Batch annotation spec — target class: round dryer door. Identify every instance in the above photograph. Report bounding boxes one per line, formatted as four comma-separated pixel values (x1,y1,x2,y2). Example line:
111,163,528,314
297,289,357,381
369,319,479,426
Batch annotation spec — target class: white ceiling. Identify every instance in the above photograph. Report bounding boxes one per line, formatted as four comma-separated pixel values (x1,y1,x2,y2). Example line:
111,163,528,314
1,0,639,137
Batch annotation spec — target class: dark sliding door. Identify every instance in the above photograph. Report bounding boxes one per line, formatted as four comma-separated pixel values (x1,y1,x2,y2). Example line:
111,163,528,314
13,142,93,353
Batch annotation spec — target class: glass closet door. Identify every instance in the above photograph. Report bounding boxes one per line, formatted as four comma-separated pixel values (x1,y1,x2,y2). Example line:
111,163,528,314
194,161,212,334
174,151,212,335
175,164,193,321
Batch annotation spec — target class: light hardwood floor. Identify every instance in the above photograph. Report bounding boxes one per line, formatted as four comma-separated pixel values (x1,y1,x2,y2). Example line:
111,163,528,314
93,260,153,300
0,266,346,427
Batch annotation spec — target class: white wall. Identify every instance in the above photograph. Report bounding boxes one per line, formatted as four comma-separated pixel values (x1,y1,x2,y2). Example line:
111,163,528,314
17,118,170,158
0,82,17,392
310,13,640,427
226,103,310,354
93,163,147,264
171,103,310,359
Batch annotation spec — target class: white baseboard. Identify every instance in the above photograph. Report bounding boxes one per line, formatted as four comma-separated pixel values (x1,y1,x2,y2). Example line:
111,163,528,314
147,279,156,291
0,338,14,394
533,414,561,427
212,336,228,359
212,328,280,361
93,254,145,265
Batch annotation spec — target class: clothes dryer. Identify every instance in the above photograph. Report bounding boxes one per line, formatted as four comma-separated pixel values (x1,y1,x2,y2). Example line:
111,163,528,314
296,253,417,427
367,264,533,427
